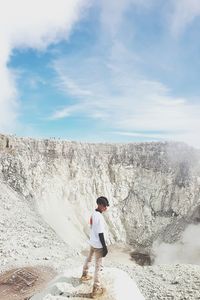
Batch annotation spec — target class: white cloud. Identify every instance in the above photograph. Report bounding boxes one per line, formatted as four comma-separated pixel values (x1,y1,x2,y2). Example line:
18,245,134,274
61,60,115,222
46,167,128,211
100,0,154,39
169,0,200,36
0,64,19,132
53,40,200,147
113,131,170,140
55,73,93,97
51,104,83,120
46,1,200,147
1,0,90,50
0,0,90,132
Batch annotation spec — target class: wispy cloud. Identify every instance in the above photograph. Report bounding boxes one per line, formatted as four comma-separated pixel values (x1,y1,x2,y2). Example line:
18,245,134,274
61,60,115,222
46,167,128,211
113,131,172,140
55,73,93,97
0,0,90,132
52,37,200,146
3,0,200,145
48,0,200,146
100,0,154,39
50,104,83,120
169,0,200,36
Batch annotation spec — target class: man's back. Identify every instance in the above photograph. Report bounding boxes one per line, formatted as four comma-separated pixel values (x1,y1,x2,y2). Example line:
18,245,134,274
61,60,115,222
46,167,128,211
89,210,105,248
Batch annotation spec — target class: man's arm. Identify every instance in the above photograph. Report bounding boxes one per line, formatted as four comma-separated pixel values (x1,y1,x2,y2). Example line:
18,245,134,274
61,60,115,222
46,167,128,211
99,233,108,257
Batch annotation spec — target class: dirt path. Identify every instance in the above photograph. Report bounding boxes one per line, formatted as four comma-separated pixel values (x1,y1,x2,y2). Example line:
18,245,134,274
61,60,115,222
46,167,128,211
0,266,56,300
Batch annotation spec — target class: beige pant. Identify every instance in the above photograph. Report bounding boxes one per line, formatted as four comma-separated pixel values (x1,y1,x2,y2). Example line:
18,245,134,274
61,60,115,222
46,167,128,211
82,246,103,288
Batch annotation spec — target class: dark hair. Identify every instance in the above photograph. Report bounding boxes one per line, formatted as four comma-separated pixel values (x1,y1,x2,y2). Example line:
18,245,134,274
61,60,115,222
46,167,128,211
96,196,109,207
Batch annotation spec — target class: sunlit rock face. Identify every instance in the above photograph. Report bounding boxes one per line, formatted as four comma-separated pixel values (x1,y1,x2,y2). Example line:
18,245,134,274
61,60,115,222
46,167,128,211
0,134,200,251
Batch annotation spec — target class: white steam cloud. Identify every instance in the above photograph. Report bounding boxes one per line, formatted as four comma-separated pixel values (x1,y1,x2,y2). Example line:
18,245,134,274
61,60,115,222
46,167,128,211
153,224,200,265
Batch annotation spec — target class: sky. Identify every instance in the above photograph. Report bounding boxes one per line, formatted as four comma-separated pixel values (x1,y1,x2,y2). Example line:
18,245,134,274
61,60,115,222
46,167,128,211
1,0,200,146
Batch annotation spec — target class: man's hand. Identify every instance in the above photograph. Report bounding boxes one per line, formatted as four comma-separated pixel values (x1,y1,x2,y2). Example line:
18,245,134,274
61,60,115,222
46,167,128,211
99,233,108,257
102,246,108,257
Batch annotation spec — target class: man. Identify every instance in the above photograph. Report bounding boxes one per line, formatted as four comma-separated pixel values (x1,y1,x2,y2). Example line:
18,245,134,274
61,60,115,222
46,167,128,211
81,196,109,298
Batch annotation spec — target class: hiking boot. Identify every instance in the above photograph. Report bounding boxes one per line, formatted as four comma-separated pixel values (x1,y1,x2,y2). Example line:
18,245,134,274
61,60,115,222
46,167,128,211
91,286,105,298
80,273,93,282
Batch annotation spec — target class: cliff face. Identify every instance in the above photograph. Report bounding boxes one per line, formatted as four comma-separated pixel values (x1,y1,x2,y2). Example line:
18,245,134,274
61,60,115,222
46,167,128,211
1,134,200,252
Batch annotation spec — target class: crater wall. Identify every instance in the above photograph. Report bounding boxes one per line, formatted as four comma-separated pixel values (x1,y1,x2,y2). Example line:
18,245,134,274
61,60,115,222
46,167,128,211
1,134,200,252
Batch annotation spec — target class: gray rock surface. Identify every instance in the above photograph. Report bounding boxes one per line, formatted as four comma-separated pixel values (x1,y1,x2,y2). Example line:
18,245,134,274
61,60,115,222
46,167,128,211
0,134,200,250
1,133,200,299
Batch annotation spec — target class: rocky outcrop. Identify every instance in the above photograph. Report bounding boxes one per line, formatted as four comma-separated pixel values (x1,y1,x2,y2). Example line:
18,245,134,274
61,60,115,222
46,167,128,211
0,134,200,253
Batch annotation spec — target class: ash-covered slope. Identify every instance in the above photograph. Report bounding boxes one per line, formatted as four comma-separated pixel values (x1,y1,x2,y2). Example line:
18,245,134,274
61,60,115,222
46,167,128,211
0,180,75,272
1,133,200,258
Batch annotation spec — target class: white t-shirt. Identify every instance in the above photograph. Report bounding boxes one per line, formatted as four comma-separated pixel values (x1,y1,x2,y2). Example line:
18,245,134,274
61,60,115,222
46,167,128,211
89,210,105,248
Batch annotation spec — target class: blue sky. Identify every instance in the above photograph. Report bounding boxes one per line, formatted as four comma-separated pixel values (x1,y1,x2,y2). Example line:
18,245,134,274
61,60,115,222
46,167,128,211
1,0,200,146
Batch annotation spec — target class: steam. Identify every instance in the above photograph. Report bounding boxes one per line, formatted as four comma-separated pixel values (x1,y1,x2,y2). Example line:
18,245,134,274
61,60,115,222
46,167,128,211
153,224,200,265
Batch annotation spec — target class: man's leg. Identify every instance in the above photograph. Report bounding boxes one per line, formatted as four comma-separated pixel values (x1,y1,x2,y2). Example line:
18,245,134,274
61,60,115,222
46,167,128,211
93,248,103,288
91,248,105,298
81,246,94,280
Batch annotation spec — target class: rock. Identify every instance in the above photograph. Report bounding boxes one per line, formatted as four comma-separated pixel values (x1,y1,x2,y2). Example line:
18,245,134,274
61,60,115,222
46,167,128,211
1,134,200,299
0,134,200,250
31,267,145,300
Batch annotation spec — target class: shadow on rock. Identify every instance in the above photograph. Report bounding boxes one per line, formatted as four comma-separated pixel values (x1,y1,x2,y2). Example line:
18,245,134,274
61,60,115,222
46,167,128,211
131,251,153,266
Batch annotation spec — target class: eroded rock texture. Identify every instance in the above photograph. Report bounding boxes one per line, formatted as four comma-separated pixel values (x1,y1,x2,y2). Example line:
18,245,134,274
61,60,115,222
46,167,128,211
1,134,200,253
